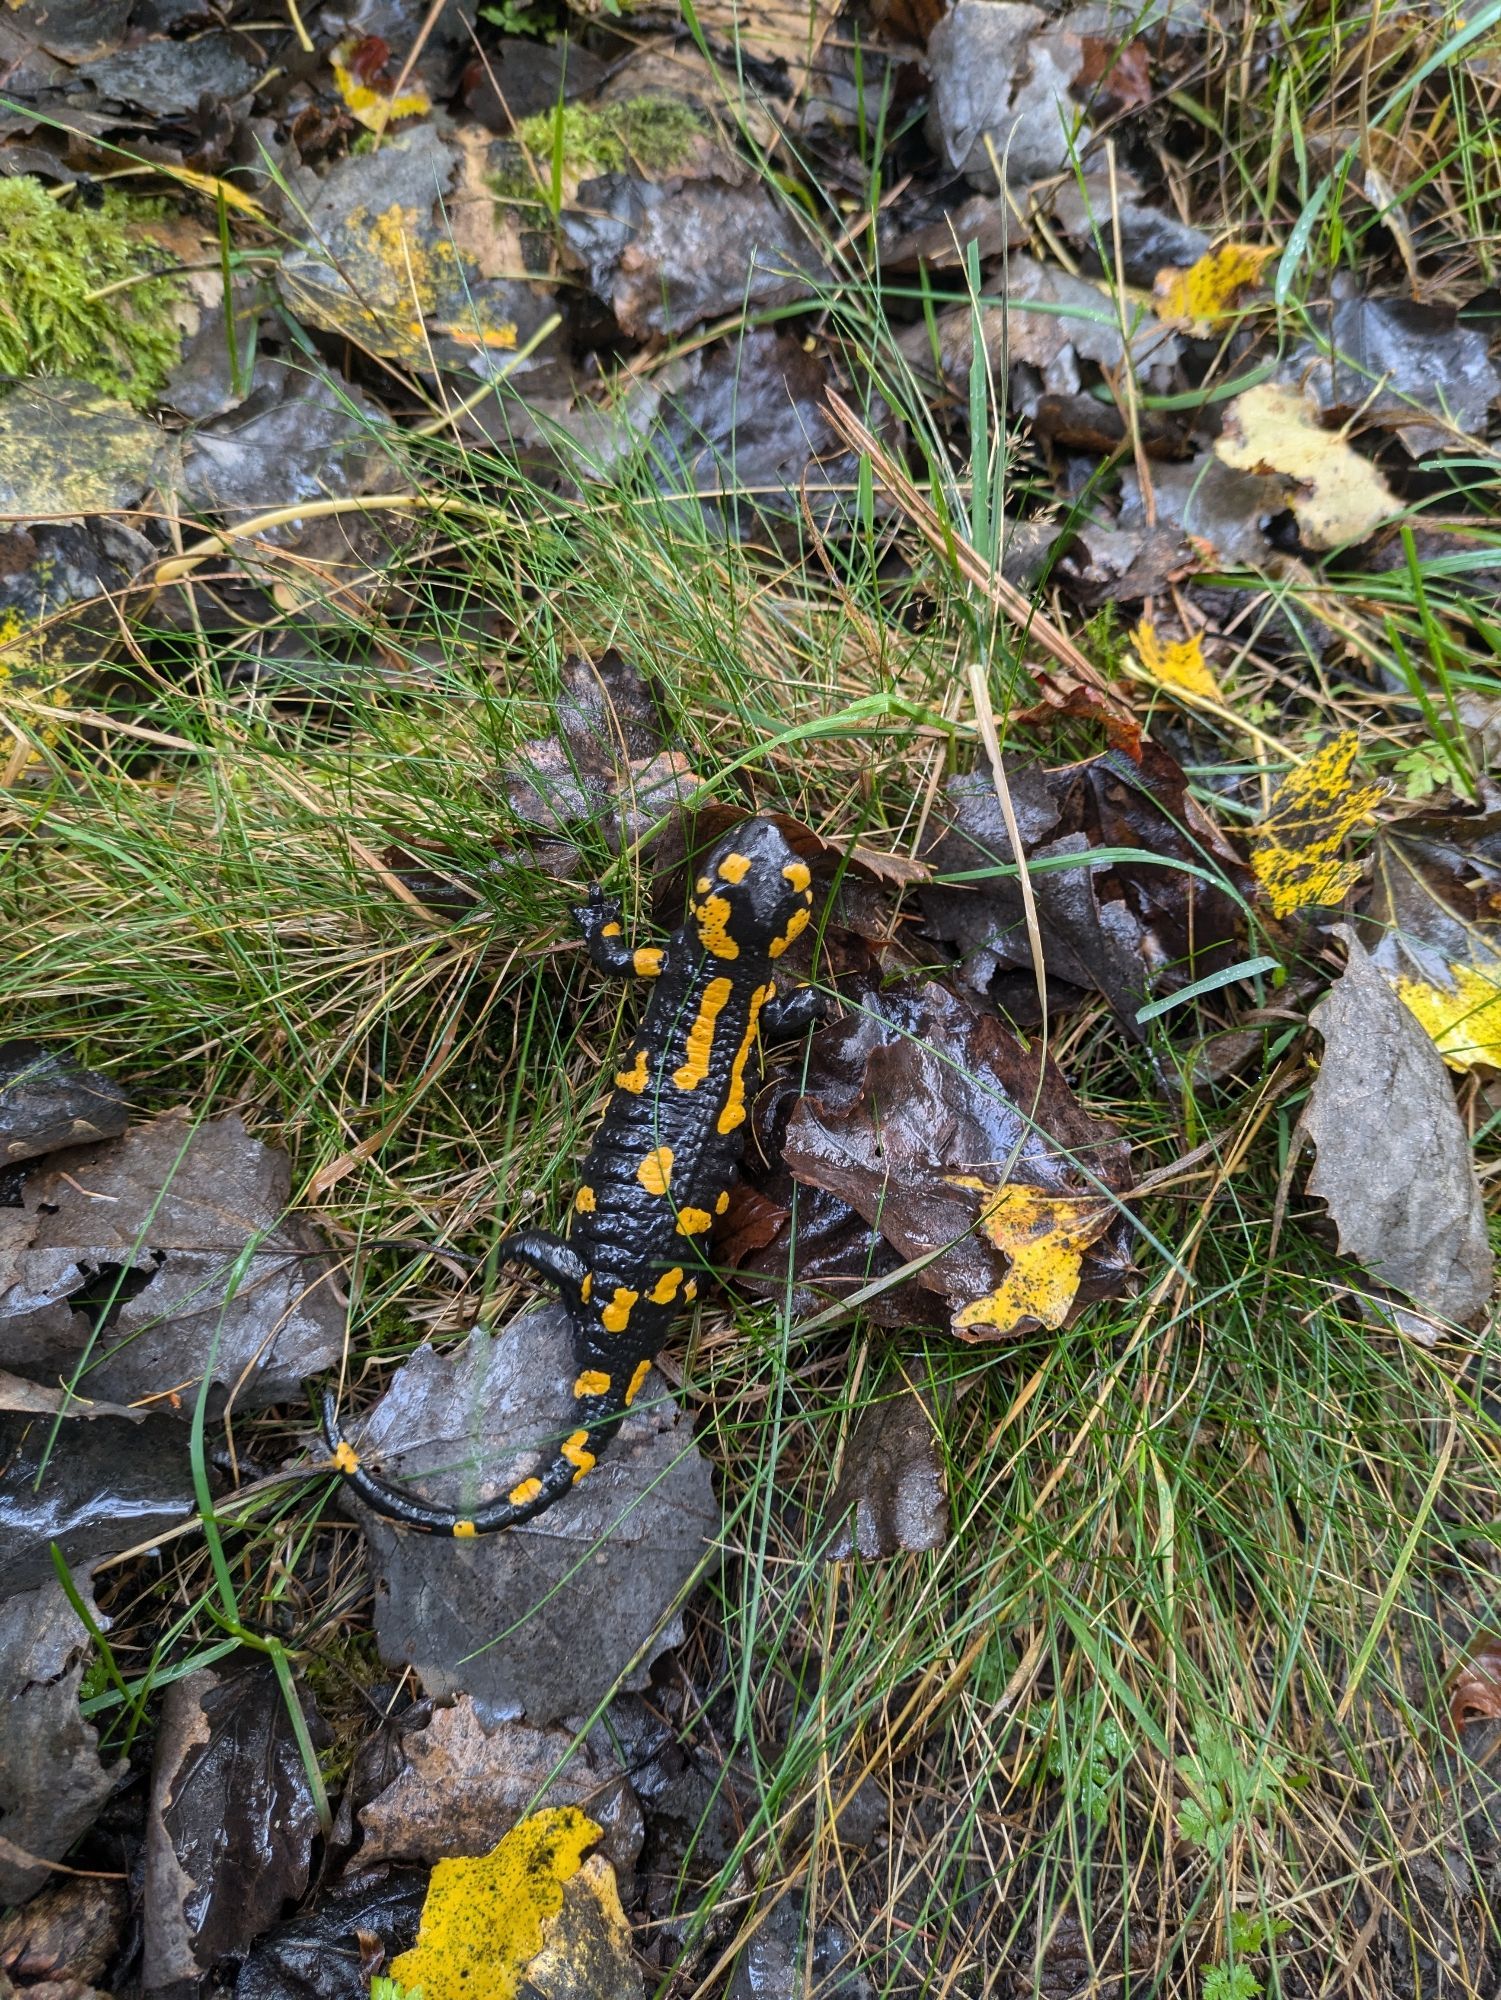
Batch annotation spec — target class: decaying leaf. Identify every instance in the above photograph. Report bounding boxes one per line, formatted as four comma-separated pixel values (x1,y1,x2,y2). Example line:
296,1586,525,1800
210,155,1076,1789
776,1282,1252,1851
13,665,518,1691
235,1865,428,2000
1132,620,1223,702
514,1851,641,2000
331,36,432,130
779,982,1134,1339
1447,1634,1501,1735
388,1806,610,2000
0,1573,122,1905
1366,830,1501,1071
0,1408,200,1593
1215,381,1402,549
0,1111,345,1412
1153,243,1277,334
825,1386,949,1560
0,1042,128,1167
142,1663,327,1990
1249,734,1385,918
1301,928,1493,1328
0,1874,124,1989
1288,297,1501,457
926,2,1097,190
0,379,166,519
338,1309,719,1721
946,1181,1115,1333
359,1697,644,1875
922,747,1252,1028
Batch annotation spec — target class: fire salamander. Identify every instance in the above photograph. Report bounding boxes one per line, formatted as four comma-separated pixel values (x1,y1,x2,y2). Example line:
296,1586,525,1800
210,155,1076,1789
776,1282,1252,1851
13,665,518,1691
323,817,823,1536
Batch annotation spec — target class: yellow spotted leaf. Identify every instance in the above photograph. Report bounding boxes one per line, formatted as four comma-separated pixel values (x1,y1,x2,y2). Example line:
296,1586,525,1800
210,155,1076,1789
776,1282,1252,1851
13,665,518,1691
1154,242,1279,334
1132,619,1223,702
1393,964,1501,1071
1250,734,1386,919
331,41,432,131
1215,382,1402,549
946,1179,1112,1336
389,1807,600,2000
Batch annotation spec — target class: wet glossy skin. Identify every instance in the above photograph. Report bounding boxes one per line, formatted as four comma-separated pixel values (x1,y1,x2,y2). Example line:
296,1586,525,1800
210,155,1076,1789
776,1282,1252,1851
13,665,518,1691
323,818,822,1536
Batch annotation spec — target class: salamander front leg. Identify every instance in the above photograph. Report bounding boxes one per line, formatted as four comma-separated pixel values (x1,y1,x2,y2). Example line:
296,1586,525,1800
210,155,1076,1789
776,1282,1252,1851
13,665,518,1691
763,983,832,1040
573,885,664,980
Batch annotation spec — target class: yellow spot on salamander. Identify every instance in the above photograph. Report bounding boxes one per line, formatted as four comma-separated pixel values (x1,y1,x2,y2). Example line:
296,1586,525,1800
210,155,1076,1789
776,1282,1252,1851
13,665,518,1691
716,982,770,1136
638,1146,674,1195
782,859,812,893
580,1273,593,1301
601,921,622,937
615,1048,649,1093
333,1440,360,1475
695,875,712,894
574,1369,611,1397
649,1265,684,1304
562,1429,596,1482
625,1358,652,1405
453,1519,478,1537
575,1185,596,1213
509,1476,544,1506
767,905,812,958
696,894,739,960
602,1286,639,1332
675,1206,713,1236
718,852,753,883
715,1190,730,1214
633,946,664,977
673,976,734,1091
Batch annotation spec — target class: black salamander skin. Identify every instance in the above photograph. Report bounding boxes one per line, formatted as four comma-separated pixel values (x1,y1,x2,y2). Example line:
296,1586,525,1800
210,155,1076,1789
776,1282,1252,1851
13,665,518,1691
323,817,822,1536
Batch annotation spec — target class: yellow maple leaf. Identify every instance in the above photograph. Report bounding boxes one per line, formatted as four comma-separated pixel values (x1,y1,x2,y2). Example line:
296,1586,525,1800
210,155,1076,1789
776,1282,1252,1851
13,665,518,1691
1393,963,1501,1071
390,1807,600,2000
1250,733,1386,919
1154,243,1279,334
947,1179,1112,1336
1132,619,1223,702
1216,382,1402,550
332,42,432,131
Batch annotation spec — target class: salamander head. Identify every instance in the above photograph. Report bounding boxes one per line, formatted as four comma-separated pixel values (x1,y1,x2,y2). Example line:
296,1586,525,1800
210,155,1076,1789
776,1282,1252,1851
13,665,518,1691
692,820,816,961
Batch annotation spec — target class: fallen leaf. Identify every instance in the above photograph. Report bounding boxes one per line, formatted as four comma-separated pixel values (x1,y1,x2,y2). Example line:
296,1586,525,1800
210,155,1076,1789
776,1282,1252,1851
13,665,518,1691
0,1574,122,1905
1215,381,1402,549
0,1408,200,1593
0,1043,128,1167
825,1386,949,1560
1117,454,1288,569
1287,297,1501,457
946,1181,1115,1333
926,2,1095,188
0,1875,124,1987
235,1866,428,2000
388,1806,601,2000
359,1697,643,1876
339,1310,719,1722
513,1851,640,1999
1250,734,1386,918
0,379,166,519
660,0,842,87
1447,1635,1501,1734
142,1663,327,1989
779,982,1134,1339
1366,830,1501,1071
0,1111,345,1413
1153,243,1278,334
331,36,432,130
1132,620,1223,702
1300,928,1494,1328
922,746,1252,1029
1048,173,1211,288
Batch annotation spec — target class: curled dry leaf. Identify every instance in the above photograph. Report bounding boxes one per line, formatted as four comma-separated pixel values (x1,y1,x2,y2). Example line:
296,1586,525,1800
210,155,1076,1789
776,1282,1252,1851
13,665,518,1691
1249,735,1386,919
779,981,1134,1340
1215,382,1402,550
1447,1635,1501,1735
825,1385,949,1560
336,1310,719,1722
1301,928,1493,1329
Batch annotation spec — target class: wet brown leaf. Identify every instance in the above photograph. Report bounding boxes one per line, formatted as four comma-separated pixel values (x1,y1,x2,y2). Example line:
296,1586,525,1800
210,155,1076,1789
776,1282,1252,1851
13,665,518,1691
825,1386,949,1559
0,1876,124,1988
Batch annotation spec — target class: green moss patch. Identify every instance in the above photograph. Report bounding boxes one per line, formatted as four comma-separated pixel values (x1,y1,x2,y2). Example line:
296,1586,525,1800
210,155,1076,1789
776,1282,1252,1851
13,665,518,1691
0,177,188,407
490,96,705,205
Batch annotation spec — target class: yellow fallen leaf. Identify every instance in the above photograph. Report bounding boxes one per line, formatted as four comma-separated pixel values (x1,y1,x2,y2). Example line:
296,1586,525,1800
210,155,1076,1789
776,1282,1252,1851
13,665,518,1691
149,162,269,219
1249,733,1386,918
1154,243,1279,334
1394,964,1501,1071
390,1807,600,2000
947,1179,1112,1336
1215,382,1402,549
1132,619,1223,702
332,41,432,131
